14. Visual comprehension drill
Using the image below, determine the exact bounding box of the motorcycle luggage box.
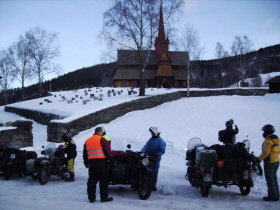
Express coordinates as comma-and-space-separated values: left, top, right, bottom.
195, 147, 205, 162
200, 150, 216, 167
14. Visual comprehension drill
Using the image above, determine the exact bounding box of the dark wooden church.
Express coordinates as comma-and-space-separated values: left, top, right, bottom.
114, 7, 189, 88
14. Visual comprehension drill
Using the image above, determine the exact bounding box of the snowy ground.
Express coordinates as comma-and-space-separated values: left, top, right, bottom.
0, 87, 279, 210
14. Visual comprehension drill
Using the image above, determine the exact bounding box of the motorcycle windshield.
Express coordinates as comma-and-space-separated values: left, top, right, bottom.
44, 143, 57, 155
187, 137, 202, 150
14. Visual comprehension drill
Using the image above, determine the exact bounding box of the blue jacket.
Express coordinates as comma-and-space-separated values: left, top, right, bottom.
141, 136, 166, 168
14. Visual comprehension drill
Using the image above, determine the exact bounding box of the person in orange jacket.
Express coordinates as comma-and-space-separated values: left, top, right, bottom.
83, 127, 115, 203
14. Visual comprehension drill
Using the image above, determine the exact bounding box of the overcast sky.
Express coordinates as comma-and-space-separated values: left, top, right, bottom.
0, 0, 279, 80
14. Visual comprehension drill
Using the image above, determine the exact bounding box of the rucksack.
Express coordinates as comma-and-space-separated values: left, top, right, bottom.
218, 130, 226, 143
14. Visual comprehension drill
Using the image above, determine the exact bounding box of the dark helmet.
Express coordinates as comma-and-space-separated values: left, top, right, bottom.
225, 119, 234, 128
149, 126, 161, 137
262, 124, 275, 135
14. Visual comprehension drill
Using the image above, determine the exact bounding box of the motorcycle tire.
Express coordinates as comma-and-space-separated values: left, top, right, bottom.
4, 165, 12, 181
137, 174, 152, 200
38, 165, 50, 185
200, 183, 210, 197
239, 180, 251, 195
186, 167, 197, 187
30, 172, 38, 179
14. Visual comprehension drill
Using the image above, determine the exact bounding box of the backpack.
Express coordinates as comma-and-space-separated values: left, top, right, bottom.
218, 130, 226, 143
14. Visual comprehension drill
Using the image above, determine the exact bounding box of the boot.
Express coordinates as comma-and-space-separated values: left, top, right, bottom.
66, 172, 75, 182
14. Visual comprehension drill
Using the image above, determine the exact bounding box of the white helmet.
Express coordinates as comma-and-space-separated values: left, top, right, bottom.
149, 126, 161, 136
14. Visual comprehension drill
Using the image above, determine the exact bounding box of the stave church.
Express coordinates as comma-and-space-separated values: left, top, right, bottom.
114, 7, 189, 88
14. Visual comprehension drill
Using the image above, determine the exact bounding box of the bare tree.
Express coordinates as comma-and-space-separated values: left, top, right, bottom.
101, 0, 184, 96
176, 24, 204, 61
230, 35, 253, 86
0, 49, 15, 104
26, 27, 61, 96
215, 42, 229, 88
8, 35, 34, 100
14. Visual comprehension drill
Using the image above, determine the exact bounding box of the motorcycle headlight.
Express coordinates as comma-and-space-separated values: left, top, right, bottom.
45, 154, 50, 159
142, 157, 149, 166
10, 154, 16, 159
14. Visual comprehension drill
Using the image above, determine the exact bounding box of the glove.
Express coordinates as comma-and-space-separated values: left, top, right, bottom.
252, 158, 261, 169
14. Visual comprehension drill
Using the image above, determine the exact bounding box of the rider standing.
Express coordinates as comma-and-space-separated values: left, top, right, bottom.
83, 127, 115, 203
141, 126, 166, 191
254, 124, 280, 201
102, 127, 111, 145
62, 134, 77, 182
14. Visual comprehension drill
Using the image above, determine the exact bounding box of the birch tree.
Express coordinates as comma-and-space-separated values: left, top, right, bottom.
101, 0, 184, 96
26, 27, 61, 96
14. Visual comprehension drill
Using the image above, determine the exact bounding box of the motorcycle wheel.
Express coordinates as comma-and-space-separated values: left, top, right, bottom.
30, 172, 38, 179
239, 180, 251, 195
137, 174, 152, 200
187, 167, 197, 187
200, 183, 210, 197
4, 165, 12, 181
38, 165, 49, 185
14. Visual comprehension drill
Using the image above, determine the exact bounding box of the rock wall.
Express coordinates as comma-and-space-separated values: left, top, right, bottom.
0, 120, 33, 147
4, 88, 268, 143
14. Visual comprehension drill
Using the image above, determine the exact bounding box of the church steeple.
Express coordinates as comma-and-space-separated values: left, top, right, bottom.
154, 5, 169, 57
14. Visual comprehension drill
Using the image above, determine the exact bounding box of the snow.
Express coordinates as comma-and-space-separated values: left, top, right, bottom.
0, 87, 280, 210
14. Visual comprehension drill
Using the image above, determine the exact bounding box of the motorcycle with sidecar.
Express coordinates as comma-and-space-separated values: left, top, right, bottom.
1, 142, 37, 180
185, 137, 260, 197
26, 143, 68, 185
109, 144, 156, 200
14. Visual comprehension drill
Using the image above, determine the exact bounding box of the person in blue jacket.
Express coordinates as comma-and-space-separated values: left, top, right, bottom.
141, 126, 166, 191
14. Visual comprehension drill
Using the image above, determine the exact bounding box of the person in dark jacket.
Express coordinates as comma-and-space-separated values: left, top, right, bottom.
62, 134, 77, 182
83, 127, 115, 203
218, 119, 239, 145
141, 126, 166, 191
254, 124, 280, 201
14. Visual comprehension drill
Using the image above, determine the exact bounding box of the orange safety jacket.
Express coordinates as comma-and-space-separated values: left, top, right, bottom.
86, 135, 106, 159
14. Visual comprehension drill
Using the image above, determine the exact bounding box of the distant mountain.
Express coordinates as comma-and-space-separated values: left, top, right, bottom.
1, 44, 279, 105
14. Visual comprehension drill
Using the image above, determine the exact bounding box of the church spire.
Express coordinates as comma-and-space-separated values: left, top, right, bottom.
155, 5, 169, 57
158, 4, 165, 41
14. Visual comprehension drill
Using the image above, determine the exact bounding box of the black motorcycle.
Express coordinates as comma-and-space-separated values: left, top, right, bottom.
185, 137, 257, 197
109, 144, 156, 200
26, 143, 68, 185
1, 144, 37, 180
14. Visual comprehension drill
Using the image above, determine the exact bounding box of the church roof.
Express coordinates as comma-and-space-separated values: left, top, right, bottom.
117, 50, 189, 66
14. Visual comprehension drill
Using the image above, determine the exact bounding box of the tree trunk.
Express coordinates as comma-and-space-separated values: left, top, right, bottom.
139, 68, 146, 96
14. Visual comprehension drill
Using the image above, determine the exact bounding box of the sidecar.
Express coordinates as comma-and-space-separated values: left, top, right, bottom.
2, 144, 37, 180
26, 143, 68, 185
109, 145, 155, 200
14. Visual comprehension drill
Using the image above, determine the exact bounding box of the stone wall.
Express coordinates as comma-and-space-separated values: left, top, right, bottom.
4, 88, 268, 143
4, 106, 62, 125
0, 120, 33, 147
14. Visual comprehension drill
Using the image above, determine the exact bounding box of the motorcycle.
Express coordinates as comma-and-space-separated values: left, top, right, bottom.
1, 143, 37, 180
109, 144, 156, 200
26, 143, 68, 185
185, 137, 257, 197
